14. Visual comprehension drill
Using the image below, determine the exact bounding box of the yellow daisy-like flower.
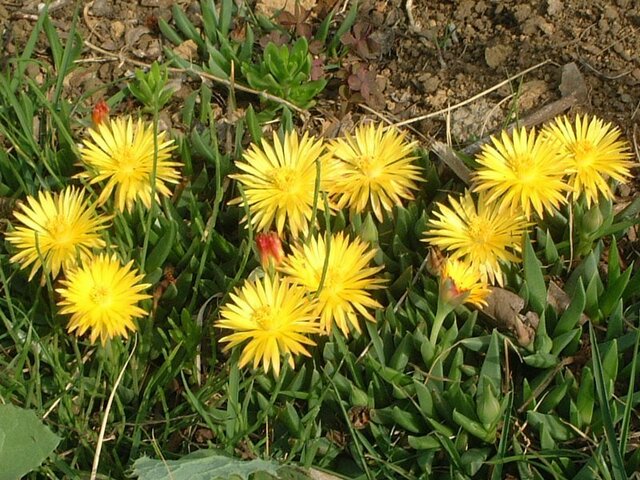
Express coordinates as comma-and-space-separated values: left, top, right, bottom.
231, 130, 332, 238
473, 127, 571, 219
56, 254, 151, 344
5, 187, 109, 280
328, 123, 422, 222
279, 233, 384, 336
439, 258, 490, 308
79, 116, 180, 212
542, 114, 633, 207
424, 190, 529, 286
216, 275, 320, 376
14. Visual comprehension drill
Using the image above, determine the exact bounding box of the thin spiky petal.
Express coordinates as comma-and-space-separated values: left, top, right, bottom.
328, 124, 423, 222
473, 127, 571, 219
542, 114, 633, 207
231, 131, 335, 238
5, 187, 109, 280
56, 254, 151, 344
440, 258, 490, 308
279, 232, 385, 336
217, 275, 320, 377
425, 190, 529, 286
79, 116, 180, 212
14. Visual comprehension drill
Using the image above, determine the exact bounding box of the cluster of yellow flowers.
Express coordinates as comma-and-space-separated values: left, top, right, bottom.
4, 109, 632, 373
425, 114, 633, 288
5, 112, 180, 344
219, 124, 427, 375
217, 232, 385, 375
221, 115, 633, 375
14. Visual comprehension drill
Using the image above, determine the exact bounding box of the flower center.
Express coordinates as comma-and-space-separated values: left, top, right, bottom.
252, 305, 275, 330
354, 155, 379, 178
468, 218, 492, 245
513, 155, 537, 184
270, 167, 298, 192
90, 286, 111, 307
116, 146, 139, 174
47, 215, 73, 246
570, 140, 595, 167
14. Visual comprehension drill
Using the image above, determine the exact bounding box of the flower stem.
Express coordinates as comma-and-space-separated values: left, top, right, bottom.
429, 296, 455, 345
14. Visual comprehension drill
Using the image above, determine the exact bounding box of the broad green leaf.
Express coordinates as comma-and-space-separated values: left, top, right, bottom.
453, 410, 494, 443
551, 329, 580, 357
0, 404, 60, 480
608, 236, 621, 283
408, 434, 440, 450
543, 228, 559, 264
538, 378, 570, 413
200, 0, 219, 43
601, 340, 619, 399
132, 450, 280, 480
461, 448, 491, 477
145, 221, 177, 273
565, 249, 600, 297
584, 273, 602, 320
523, 352, 557, 369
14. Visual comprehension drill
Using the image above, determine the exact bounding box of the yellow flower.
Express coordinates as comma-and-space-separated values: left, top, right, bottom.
5, 187, 109, 280
473, 127, 571, 219
217, 275, 320, 376
542, 114, 633, 207
328, 123, 422, 222
439, 258, 490, 308
279, 233, 384, 336
79, 116, 179, 212
57, 254, 151, 344
231, 130, 332, 238
425, 190, 529, 286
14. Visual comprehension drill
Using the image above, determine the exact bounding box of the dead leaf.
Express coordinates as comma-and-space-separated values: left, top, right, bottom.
173, 39, 198, 61
255, 0, 317, 17
480, 287, 537, 346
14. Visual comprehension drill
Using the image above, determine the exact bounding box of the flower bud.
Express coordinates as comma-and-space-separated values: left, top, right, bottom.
439, 275, 469, 308
477, 383, 502, 427
438, 258, 490, 309
92, 99, 110, 127
580, 203, 604, 235
256, 232, 284, 268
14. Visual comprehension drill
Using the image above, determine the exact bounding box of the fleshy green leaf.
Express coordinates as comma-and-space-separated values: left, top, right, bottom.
523, 231, 546, 314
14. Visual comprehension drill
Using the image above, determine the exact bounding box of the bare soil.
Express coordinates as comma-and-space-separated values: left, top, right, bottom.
2, 0, 638, 140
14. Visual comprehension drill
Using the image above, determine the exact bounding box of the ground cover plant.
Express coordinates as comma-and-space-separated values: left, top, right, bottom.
0, 1, 639, 479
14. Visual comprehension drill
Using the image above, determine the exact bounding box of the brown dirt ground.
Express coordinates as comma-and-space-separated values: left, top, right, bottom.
0, 0, 638, 192
2, 0, 638, 135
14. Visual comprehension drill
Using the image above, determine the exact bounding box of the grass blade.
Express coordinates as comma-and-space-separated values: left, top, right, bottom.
588, 322, 627, 480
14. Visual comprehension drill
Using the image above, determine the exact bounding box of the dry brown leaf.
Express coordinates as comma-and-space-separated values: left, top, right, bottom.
255, 0, 317, 17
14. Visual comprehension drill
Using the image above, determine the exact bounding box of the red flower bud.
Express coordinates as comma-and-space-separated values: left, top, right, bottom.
256, 232, 284, 268
92, 99, 110, 127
